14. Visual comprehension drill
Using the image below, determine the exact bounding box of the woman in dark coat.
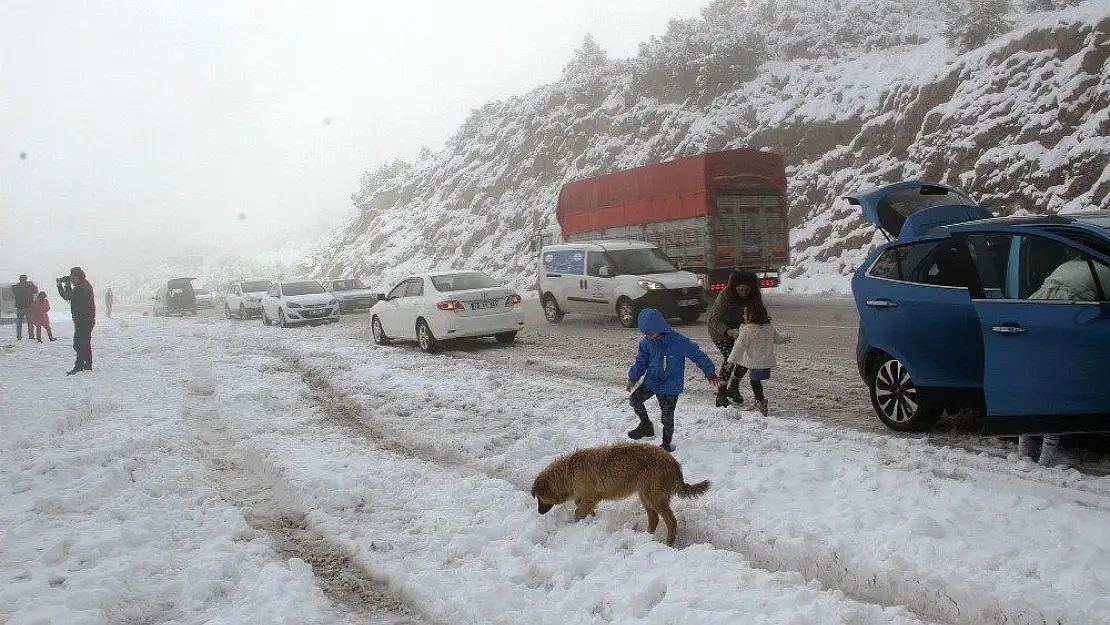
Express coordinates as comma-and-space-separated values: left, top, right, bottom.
704, 270, 762, 407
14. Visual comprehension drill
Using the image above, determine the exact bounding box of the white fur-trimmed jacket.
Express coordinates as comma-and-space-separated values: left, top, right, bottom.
726, 323, 789, 370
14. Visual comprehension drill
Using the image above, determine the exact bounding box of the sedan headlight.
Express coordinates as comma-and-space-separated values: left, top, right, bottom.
637, 279, 666, 291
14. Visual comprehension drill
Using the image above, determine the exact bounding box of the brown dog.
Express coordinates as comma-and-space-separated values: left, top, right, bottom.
530, 442, 710, 545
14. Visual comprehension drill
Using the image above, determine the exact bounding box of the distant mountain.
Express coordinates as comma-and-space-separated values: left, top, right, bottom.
299, 0, 1109, 295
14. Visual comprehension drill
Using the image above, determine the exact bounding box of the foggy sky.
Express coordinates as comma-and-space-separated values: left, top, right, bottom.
1, 0, 707, 288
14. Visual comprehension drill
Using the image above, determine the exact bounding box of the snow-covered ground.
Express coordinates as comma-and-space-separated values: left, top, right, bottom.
4, 314, 1110, 625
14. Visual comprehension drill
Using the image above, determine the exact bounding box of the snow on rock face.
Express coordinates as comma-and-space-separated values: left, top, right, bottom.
301, 1, 1110, 295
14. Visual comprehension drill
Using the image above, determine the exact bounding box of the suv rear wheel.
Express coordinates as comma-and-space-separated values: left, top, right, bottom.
868, 355, 943, 432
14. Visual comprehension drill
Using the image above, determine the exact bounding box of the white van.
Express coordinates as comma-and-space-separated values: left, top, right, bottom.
537, 240, 705, 327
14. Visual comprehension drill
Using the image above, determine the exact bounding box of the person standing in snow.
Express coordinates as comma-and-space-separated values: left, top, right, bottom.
726, 301, 790, 416
30, 291, 55, 343
104, 288, 114, 318
56, 266, 96, 375
10, 274, 38, 340
705, 270, 763, 407
626, 308, 719, 452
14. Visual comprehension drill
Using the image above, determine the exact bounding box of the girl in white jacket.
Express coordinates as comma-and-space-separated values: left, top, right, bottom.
726, 302, 789, 415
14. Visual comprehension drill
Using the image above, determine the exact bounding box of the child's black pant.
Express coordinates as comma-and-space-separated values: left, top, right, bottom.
630, 385, 678, 442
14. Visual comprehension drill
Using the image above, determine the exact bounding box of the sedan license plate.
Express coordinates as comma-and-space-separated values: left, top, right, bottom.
678, 298, 699, 307
471, 299, 501, 310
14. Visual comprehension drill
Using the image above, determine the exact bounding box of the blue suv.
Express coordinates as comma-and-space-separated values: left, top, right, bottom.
850, 181, 1110, 436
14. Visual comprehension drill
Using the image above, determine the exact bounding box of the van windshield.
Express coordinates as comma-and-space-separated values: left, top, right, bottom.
608, 248, 678, 275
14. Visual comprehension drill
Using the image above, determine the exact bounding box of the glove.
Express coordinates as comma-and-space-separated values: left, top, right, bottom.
707, 374, 720, 386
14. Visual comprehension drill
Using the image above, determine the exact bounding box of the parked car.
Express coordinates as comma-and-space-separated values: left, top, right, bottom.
225, 278, 272, 319
537, 240, 704, 328
849, 180, 1110, 436
371, 270, 525, 352
261, 280, 339, 327
152, 277, 198, 316
323, 278, 379, 312
194, 288, 216, 309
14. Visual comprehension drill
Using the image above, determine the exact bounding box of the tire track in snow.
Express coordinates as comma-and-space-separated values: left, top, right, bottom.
184, 348, 431, 625
252, 340, 971, 625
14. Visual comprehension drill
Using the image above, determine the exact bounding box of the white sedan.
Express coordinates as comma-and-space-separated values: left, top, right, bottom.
371, 270, 525, 352
261, 280, 340, 327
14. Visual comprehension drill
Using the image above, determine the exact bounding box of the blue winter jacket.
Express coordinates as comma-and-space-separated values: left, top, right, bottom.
628, 308, 716, 396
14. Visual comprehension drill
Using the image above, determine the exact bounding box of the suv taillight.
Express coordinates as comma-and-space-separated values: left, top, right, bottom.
436, 300, 466, 311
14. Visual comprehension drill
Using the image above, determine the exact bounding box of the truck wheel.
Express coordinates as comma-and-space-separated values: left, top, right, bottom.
542, 294, 564, 323
616, 298, 638, 328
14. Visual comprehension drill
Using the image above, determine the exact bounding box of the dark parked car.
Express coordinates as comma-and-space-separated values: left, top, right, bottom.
850, 181, 1110, 436
152, 277, 198, 317
322, 278, 379, 312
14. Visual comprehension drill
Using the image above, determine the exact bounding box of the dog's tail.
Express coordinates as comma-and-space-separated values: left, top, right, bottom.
676, 479, 710, 498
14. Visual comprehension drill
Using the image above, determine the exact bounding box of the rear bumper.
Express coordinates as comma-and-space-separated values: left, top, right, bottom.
338, 298, 377, 312
432, 309, 525, 339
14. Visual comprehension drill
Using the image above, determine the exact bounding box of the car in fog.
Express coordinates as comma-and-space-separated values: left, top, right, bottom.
371, 270, 525, 352
152, 277, 198, 317
261, 279, 339, 327
850, 181, 1110, 436
323, 278, 379, 312
194, 288, 216, 309
225, 278, 272, 319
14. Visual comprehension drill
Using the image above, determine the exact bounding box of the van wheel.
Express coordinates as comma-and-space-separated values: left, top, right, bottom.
616, 298, 638, 328
868, 355, 942, 432
416, 319, 437, 353
542, 294, 564, 323
371, 316, 390, 345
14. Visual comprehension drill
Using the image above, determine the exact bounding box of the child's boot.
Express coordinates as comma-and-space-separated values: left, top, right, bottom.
627, 419, 655, 440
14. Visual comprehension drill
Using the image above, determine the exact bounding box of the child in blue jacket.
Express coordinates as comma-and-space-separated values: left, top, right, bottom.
626, 308, 719, 452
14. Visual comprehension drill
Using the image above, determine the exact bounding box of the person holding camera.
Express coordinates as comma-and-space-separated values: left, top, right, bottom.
56, 266, 96, 375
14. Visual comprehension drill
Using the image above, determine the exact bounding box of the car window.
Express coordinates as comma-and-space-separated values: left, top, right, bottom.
405, 278, 425, 297
867, 240, 967, 287
430, 272, 499, 291
586, 251, 609, 277
965, 233, 1110, 301
387, 281, 408, 299
541, 249, 585, 275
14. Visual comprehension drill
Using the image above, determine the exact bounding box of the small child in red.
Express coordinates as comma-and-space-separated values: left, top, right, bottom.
31, 291, 55, 343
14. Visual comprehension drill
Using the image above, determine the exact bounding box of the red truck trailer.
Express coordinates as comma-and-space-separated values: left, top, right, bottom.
551, 148, 790, 294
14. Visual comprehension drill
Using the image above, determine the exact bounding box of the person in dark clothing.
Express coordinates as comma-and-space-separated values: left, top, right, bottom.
704, 270, 763, 407
104, 288, 114, 318
10, 274, 38, 340
56, 266, 96, 375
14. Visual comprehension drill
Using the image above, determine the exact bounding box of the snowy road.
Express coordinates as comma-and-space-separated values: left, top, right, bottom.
4, 312, 1110, 624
